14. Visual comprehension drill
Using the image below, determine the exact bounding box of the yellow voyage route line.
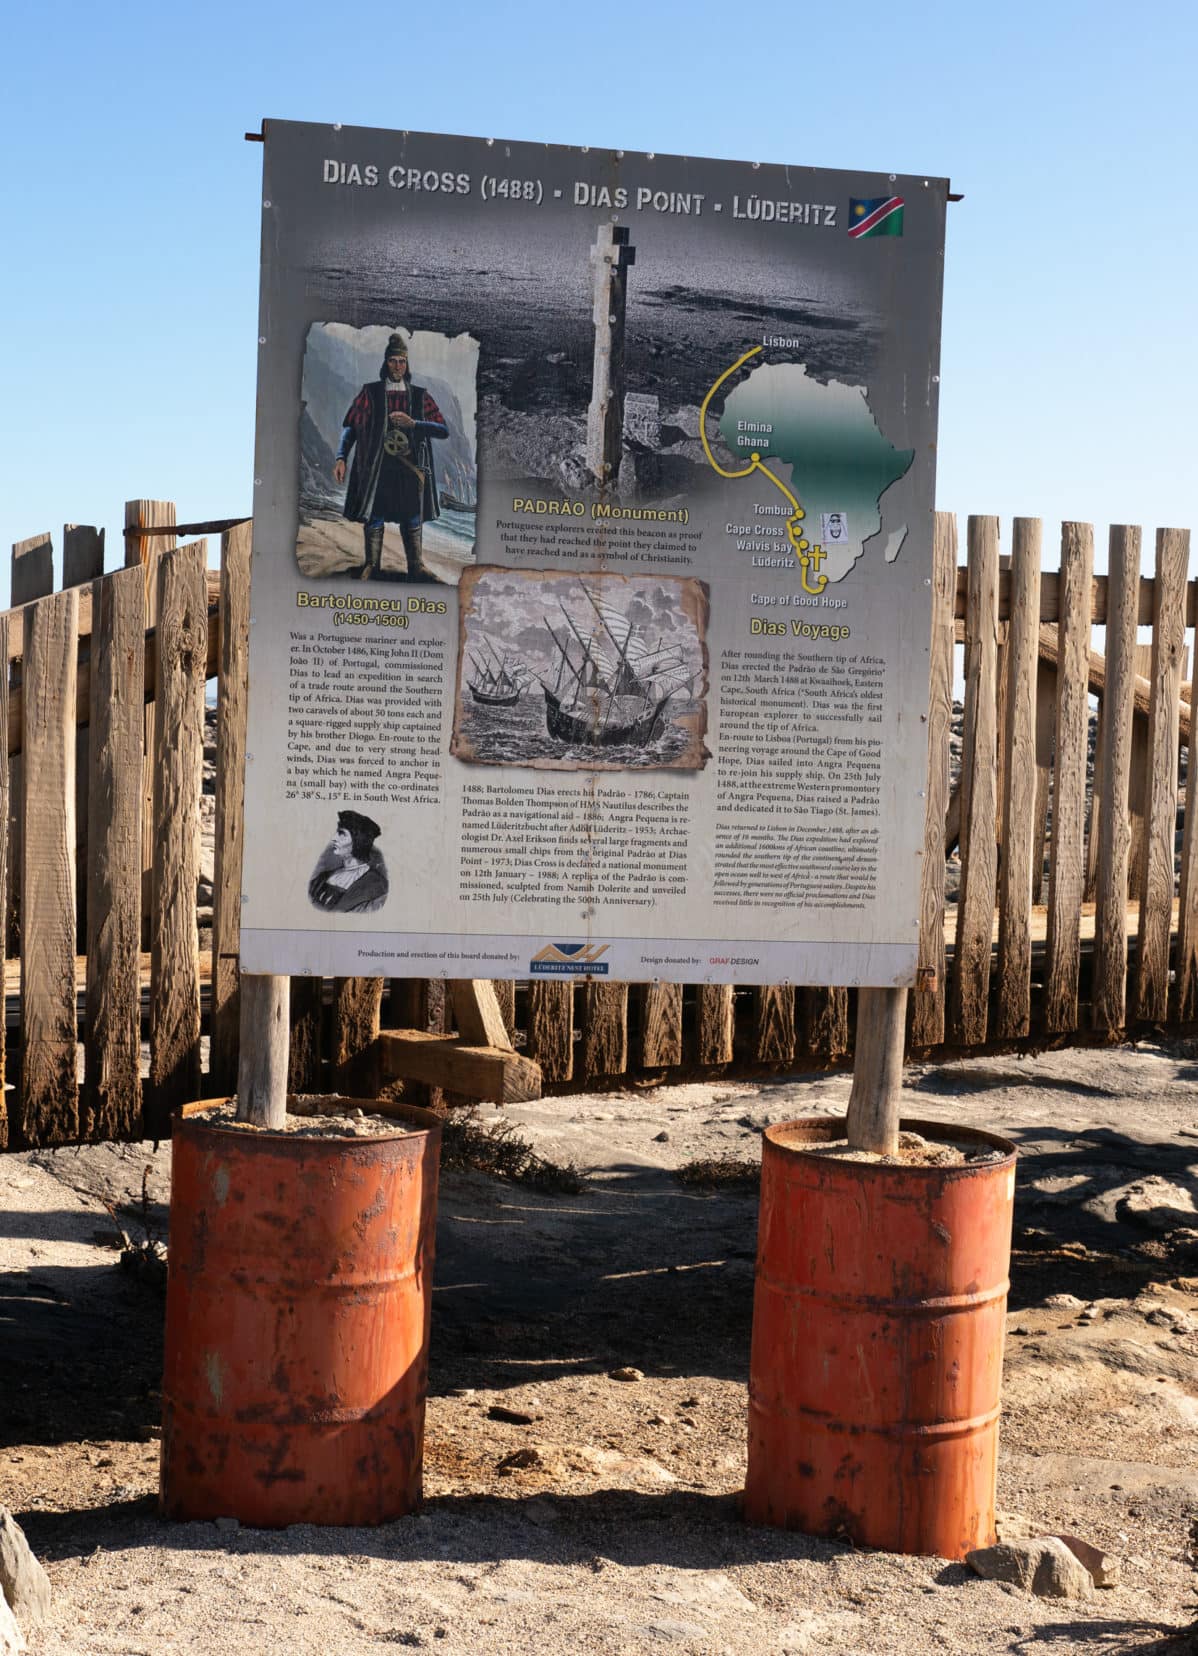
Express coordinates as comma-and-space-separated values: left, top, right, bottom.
699, 345, 828, 594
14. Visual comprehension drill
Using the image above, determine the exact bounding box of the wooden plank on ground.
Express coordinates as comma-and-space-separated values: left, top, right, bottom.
799, 986, 849, 1059
581, 980, 628, 1079
1091, 525, 1142, 1034
526, 980, 573, 1082
82, 569, 145, 1141
695, 983, 734, 1065
1135, 527, 1189, 1021
147, 543, 206, 1134
208, 522, 251, 1092
19, 589, 79, 1147
1043, 524, 1094, 1034
126, 500, 176, 951
450, 980, 515, 1050
949, 516, 1001, 1046
752, 985, 795, 1063
379, 1031, 541, 1103
287, 976, 325, 1091
637, 982, 683, 1068
996, 519, 1041, 1038
331, 977, 383, 1095
912, 512, 956, 1047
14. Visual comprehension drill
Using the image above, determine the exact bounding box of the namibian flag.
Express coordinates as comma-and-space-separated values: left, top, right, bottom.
848, 196, 904, 238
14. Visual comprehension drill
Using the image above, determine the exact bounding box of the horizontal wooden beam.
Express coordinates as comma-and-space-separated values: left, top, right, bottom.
379, 1029, 542, 1103
956, 566, 1198, 628
4, 569, 220, 663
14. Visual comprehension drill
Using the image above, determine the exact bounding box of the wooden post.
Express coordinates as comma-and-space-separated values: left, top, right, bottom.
996, 518, 1041, 1039
846, 987, 907, 1155
125, 499, 176, 949
911, 511, 956, 1048
1091, 525, 1141, 1034
586, 225, 635, 482
209, 522, 252, 1092
236, 974, 289, 1127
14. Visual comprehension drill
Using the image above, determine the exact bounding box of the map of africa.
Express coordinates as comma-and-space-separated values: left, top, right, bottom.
719, 363, 914, 584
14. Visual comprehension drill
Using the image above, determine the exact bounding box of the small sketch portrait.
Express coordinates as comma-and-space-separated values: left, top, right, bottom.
296, 321, 480, 586
308, 810, 389, 915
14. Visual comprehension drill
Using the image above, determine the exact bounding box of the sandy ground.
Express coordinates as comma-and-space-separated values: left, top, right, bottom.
2, 1039, 1197, 1654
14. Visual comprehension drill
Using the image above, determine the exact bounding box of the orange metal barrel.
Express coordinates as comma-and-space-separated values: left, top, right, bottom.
744, 1116, 1016, 1558
160, 1100, 441, 1528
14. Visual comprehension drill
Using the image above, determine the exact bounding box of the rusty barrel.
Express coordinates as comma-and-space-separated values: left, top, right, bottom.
744, 1116, 1016, 1558
160, 1100, 441, 1528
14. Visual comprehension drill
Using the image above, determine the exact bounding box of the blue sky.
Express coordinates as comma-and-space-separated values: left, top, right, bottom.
2, 0, 1194, 599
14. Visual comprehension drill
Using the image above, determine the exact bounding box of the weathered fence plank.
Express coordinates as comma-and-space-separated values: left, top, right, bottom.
287, 976, 325, 1091
1091, 526, 1142, 1034
996, 519, 1042, 1038
1030, 658, 1056, 904
209, 521, 251, 1092
9, 535, 54, 962
637, 982, 683, 1068
126, 499, 176, 951
949, 516, 1001, 1045
799, 986, 849, 1060
19, 589, 79, 1147
66, 528, 105, 945
527, 980, 574, 1082
1043, 524, 1095, 1033
752, 985, 795, 1063
82, 568, 144, 1141
695, 983, 734, 1065
492, 980, 516, 1039
1135, 527, 1189, 1020
0, 614, 8, 1146
147, 543, 206, 1134
912, 512, 956, 1048
12, 534, 54, 607
331, 977, 383, 1094
582, 981, 628, 1079
63, 525, 105, 590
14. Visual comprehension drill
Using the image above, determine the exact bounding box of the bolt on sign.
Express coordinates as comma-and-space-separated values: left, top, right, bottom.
242, 120, 947, 986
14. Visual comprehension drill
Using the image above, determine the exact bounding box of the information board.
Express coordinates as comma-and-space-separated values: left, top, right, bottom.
242, 120, 947, 985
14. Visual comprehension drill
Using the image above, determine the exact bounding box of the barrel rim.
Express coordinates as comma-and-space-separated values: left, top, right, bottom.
175, 1096, 443, 1149
761, 1113, 1016, 1174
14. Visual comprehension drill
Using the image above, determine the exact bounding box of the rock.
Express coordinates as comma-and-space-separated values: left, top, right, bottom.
967, 1538, 1094, 1599
608, 1367, 644, 1383
624, 392, 661, 449
636, 1618, 710, 1643
487, 1404, 536, 1426
653, 1130, 671, 1143
0, 1593, 24, 1656
1044, 1294, 1086, 1310
1054, 1533, 1122, 1588
0, 1510, 50, 1630
1120, 1177, 1198, 1231
496, 1447, 543, 1475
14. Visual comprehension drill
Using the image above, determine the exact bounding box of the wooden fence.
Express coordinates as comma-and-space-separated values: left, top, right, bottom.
1, 505, 1194, 1150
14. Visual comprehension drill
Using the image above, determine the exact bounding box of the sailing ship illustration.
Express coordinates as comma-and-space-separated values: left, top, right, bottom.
540, 587, 692, 749
467, 636, 525, 706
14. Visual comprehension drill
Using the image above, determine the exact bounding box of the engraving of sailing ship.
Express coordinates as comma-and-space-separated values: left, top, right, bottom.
467, 635, 526, 707
540, 587, 694, 749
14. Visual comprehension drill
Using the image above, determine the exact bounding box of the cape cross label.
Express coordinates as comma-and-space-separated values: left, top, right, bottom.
239, 120, 947, 986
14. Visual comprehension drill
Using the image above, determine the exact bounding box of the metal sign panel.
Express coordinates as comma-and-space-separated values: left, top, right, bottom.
242, 119, 947, 985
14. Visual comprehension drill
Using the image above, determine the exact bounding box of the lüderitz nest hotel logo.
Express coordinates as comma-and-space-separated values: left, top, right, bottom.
530, 943, 611, 976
